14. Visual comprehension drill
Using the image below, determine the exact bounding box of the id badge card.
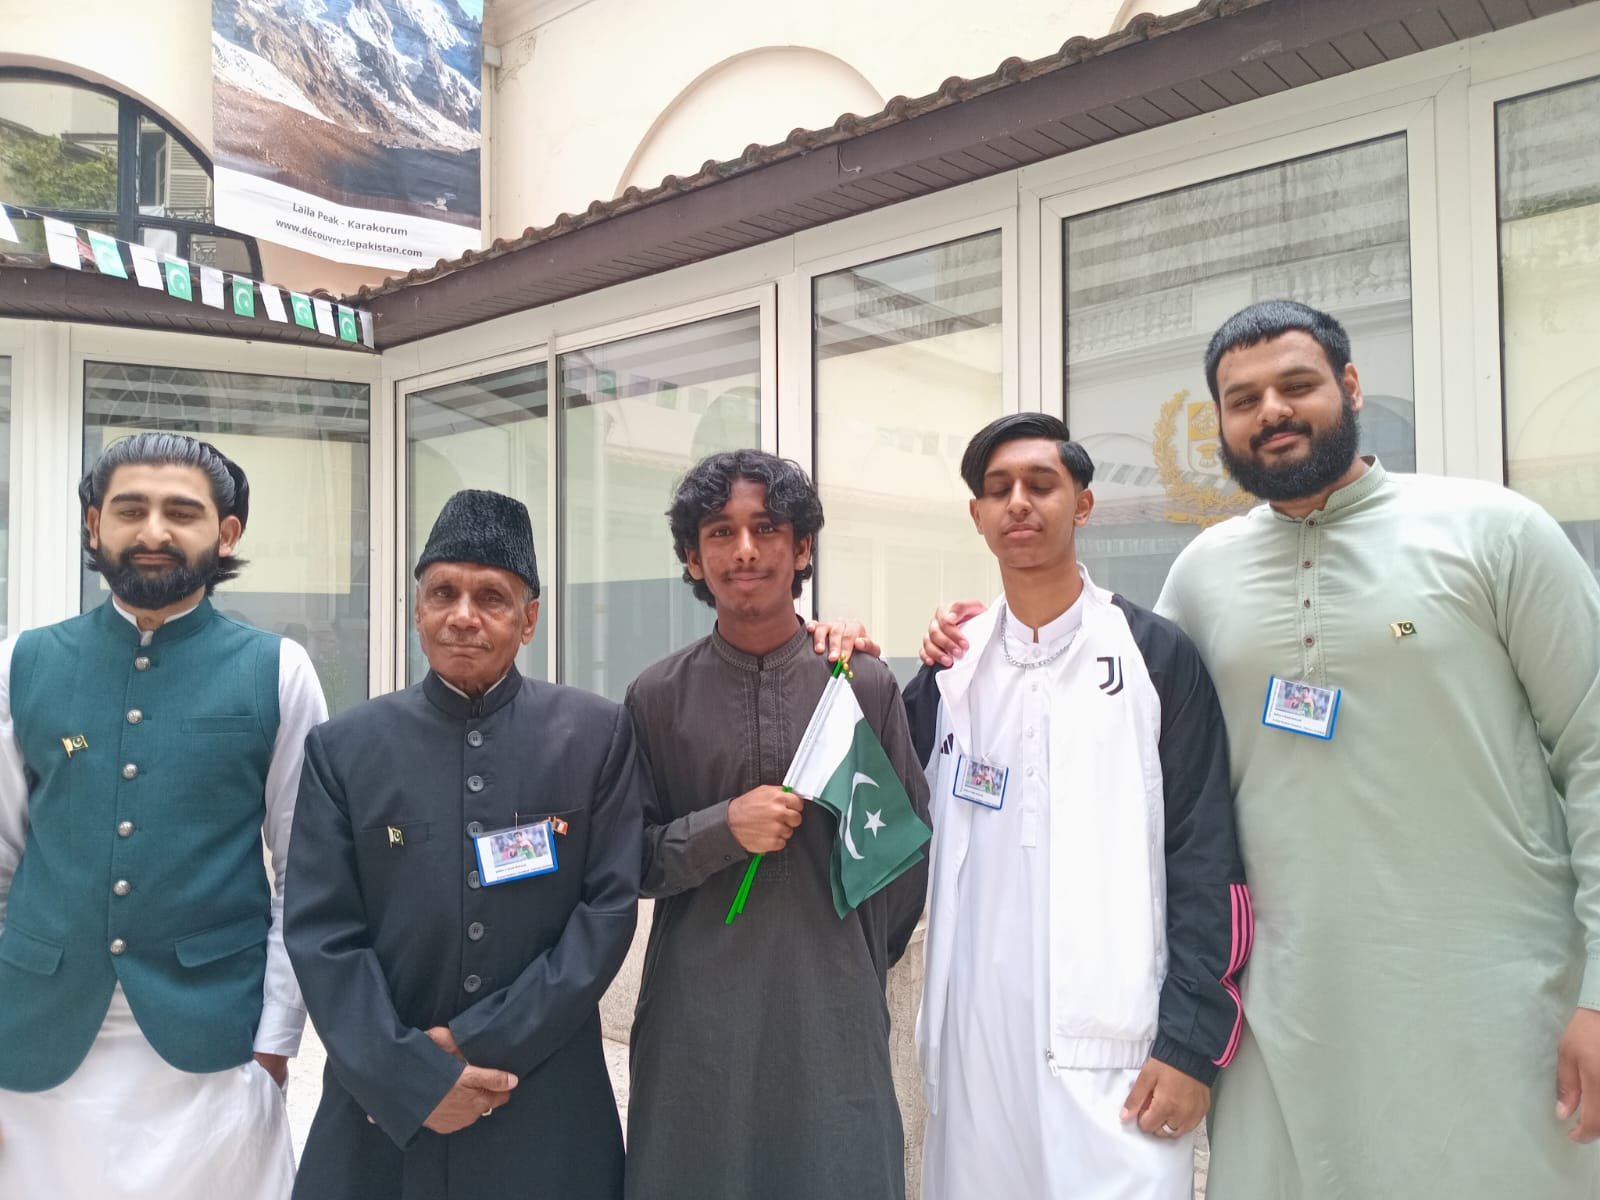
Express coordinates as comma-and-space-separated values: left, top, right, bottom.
473, 819, 559, 886
952, 754, 1008, 810
1261, 676, 1341, 740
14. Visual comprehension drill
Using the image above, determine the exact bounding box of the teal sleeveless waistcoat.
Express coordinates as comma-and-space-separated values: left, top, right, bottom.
0, 598, 282, 1091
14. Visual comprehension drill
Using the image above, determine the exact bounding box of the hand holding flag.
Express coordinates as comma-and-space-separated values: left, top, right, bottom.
728, 785, 804, 853
726, 661, 930, 923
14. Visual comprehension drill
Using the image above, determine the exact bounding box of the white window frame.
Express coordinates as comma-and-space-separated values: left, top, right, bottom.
0, 320, 31, 632
391, 344, 552, 692
790, 200, 1019, 618
57, 323, 381, 694
549, 285, 776, 685
371, 0, 1600, 673
1034, 99, 1445, 478
393, 278, 780, 691
1464, 47, 1600, 486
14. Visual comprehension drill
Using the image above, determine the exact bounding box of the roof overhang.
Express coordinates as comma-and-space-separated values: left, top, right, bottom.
364, 0, 1595, 348
0, 265, 367, 350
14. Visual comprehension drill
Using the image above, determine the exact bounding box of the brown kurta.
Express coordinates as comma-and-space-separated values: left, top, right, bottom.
623, 623, 930, 1200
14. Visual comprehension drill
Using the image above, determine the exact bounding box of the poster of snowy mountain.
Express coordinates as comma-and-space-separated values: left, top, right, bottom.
211, 0, 482, 272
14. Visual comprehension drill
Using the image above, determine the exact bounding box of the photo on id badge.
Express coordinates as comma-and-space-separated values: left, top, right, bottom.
473, 818, 558, 885
1261, 676, 1340, 740
953, 754, 1007, 809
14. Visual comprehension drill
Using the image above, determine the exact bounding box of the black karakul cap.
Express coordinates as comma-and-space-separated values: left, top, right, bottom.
414, 489, 540, 596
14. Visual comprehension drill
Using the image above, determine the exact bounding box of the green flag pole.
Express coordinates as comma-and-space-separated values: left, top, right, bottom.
725, 657, 850, 924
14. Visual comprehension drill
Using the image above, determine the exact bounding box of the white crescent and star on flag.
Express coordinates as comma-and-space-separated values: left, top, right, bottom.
840, 772, 888, 861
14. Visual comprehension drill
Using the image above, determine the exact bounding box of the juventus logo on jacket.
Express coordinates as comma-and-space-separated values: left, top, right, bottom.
1097, 656, 1124, 695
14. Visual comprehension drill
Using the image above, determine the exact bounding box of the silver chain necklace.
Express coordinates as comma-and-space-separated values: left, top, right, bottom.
998, 608, 1077, 670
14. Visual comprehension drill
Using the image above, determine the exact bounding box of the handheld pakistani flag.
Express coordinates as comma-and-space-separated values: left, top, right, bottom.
785, 669, 930, 918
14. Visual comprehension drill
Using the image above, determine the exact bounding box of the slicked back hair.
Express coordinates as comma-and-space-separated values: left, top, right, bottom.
79, 432, 251, 587
959, 412, 1095, 496
668, 449, 823, 608
1204, 300, 1353, 403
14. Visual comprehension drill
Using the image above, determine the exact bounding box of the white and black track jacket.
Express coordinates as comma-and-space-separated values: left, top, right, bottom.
904, 575, 1251, 1099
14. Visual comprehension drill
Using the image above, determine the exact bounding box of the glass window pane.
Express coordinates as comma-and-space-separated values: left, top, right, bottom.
407, 362, 550, 683
0, 357, 9, 636
187, 233, 254, 273
139, 226, 179, 258
559, 310, 761, 700
814, 231, 1004, 682
1064, 136, 1414, 605
5, 217, 113, 258
1497, 76, 1600, 581
137, 116, 213, 223
0, 80, 118, 212
81, 363, 370, 715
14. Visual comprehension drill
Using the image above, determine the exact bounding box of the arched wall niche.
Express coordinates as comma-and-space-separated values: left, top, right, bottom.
616, 47, 884, 198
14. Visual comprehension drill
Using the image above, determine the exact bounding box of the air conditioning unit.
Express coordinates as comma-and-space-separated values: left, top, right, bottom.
165, 141, 211, 223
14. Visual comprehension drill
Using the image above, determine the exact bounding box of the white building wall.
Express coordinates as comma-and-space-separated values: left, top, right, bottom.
485, 0, 1193, 237
2, 0, 1192, 291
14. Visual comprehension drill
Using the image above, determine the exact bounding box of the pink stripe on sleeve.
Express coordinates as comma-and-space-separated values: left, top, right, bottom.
1213, 883, 1253, 1067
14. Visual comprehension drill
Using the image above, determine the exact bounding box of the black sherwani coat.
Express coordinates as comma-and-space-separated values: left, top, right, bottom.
285, 668, 645, 1200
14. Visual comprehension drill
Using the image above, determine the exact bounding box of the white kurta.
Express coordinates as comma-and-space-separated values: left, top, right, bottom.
923, 596, 1193, 1200
0, 602, 327, 1200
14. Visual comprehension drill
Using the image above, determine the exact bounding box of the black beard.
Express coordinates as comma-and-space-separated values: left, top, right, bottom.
1217, 392, 1362, 502
90, 543, 223, 609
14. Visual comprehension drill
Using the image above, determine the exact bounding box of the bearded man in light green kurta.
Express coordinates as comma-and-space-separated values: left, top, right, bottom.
1153, 300, 1600, 1197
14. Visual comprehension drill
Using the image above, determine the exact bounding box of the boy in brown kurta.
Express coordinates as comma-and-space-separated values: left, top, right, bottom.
623, 450, 930, 1200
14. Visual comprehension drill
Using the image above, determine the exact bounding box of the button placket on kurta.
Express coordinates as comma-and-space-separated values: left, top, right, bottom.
461, 716, 492, 994
109, 637, 156, 961
1296, 514, 1325, 685
1019, 670, 1049, 850
745, 644, 798, 882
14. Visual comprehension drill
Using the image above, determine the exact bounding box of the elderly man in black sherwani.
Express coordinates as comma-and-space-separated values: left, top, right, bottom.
285, 489, 645, 1200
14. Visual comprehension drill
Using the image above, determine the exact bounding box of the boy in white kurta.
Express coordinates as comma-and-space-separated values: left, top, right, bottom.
903, 414, 1250, 1200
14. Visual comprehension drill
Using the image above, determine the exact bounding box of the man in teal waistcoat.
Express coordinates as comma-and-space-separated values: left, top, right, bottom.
0, 433, 327, 1200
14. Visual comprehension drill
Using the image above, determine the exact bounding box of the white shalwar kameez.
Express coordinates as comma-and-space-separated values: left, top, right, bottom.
922, 596, 1194, 1200
0, 606, 324, 1200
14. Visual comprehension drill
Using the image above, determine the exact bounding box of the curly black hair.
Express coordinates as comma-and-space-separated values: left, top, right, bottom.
668, 449, 823, 609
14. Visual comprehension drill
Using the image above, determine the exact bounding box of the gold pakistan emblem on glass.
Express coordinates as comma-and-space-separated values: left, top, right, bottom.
1152, 389, 1253, 527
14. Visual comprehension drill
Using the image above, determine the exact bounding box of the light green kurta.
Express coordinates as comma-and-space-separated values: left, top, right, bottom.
1156, 460, 1600, 1199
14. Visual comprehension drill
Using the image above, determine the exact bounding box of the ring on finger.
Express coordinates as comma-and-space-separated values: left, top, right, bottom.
1160, 1122, 1179, 1137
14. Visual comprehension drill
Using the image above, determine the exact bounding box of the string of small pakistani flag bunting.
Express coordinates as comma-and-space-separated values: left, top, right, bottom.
0, 200, 375, 350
